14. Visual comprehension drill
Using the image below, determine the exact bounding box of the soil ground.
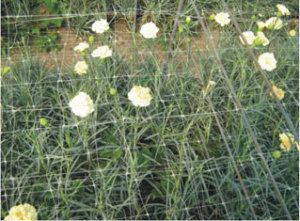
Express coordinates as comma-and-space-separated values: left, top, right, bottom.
1, 19, 220, 70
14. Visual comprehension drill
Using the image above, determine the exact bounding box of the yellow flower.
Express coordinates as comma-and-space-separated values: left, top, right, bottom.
4, 204, 37, 221
288, 30, 296, 37
279, 133, 295, 152
270, 85, 285, 101
255, 31, 269, 46
203, 80, 216, 96
276, 4, 290, 16
265, 17, 283, 30
256, 21, 266, 31
296, 142, 300, 152
128, 85, 152, 107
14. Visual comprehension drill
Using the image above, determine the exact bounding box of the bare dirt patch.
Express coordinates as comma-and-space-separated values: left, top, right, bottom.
2, 19, 220, 71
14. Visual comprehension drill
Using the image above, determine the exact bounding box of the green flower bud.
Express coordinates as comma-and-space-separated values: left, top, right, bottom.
88, 35, 95, 44
272, 150, 282, 159
39, 118, 49, 127
209, 14, 215, 21
178, 26, 184, 33
254, 38, 263, 46
185, 16, 192, 25
2, 66, 11, 75
80, 51, 86, 57
110, 88, 117, 96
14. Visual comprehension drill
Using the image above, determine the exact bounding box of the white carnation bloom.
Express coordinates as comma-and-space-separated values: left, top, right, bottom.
256, 31, 269, 46
265, 17, 283, 30
69, 92, 94, 118
91, 19, 109, 34
91, 46, 112, 59
214, 12, 231, 26
73, 42, 89, 52
74, 61, 88, 75
128, 85, 153, 107
276, 4, 290, 16
258, 52, 277, 71
239, 31, 256, 45
140, 22, 159, 39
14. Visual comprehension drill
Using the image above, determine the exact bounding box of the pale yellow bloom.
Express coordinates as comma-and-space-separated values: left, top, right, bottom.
288, 30, 296, 37
203, 80, 216, 96
258, 52, 277, 71
91, 46, 112, 59
128, 86, 152, 107
270, 85, 285, 101
140, 22, 159, 39
214, 12, 231, 26
73, 42, 89, 52
296, 142, 300, 152
276, 4, 290, 16
69, 92, 94, 118
295, 142, 300, 152
91, 19, 109, 34
265, 17, 283, 30
257, 21, 266, 31
279, 133, 295, 152
74, 61, 88, 75
239, 31, 256, 45
255, 31, 269, 46
4, 204, 37, 221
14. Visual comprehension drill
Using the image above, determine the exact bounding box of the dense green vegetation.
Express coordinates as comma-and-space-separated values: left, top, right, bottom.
1, 0, 299, 219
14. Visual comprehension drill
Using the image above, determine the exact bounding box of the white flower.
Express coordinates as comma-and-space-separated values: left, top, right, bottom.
73, 42, 89, 52
276, 4, 290, 16
214, 12, 231, 26
255, 31, 269, 46
239, 31, 256, 45
265, 17, 283, 30
140, 22, 159, 39
69, 92, 94, 118
258, 52, 277, 71
91, 19, 109, 34
74, 61, 88, 75
91, 46, 112, 59
256, 21, 266, 31
128, 85, 153, 107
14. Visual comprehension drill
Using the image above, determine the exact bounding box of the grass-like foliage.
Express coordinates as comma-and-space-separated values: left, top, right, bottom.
1, 0, 299, 220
